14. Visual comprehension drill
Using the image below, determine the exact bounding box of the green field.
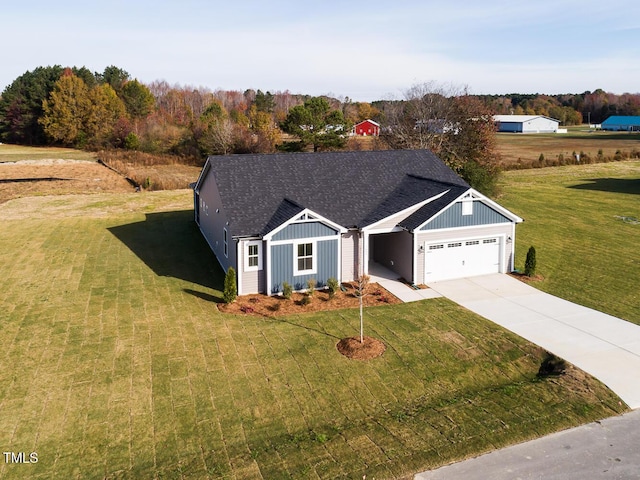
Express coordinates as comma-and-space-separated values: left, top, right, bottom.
500, 160, 640, 325
1, 156, 635, 478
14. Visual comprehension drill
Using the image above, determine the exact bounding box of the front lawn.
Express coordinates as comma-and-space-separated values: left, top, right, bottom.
0, 190, 626, 479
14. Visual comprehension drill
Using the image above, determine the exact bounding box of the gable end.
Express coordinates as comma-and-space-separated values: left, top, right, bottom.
272, 221, 340, 241
421, 200, 512, 230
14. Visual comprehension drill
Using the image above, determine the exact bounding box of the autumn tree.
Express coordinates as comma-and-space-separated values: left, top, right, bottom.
197, 101, 235, 155
280, 96, 349, 151
381, 82, 500, 195
40, 71, 91, 146
86, 83, 127, 147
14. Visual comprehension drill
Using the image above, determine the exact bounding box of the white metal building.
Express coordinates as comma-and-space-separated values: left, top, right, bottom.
494, 115, 560, 133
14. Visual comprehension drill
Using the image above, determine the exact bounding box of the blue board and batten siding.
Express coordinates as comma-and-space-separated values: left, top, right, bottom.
272, 222, 339, 241
270, 240, 338, 293
421, 201, 511, 230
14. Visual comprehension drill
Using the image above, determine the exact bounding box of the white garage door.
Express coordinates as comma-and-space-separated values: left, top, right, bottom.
424, 237, 501, 283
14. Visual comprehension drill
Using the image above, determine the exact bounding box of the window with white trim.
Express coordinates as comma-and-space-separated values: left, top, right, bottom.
294, 241, 316, 275
244, 241, 262, 271
223, 228, 228, 257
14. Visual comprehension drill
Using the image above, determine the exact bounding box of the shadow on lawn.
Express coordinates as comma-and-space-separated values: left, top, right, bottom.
108, 210, 224, 293
569, 178, 640, 195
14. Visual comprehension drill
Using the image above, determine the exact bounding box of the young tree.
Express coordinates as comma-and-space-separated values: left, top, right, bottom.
280, 96, 349, 151
354, 274, 370, 343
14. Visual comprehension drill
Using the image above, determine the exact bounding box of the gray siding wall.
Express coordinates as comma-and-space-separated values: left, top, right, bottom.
341, 231, 359, 282
197, 172, 236, 273
421, 201, 511, 230
270, 239, 338, 293
416, 224, 513, 283
272, 222, 338, 241
371, 231, 413, 281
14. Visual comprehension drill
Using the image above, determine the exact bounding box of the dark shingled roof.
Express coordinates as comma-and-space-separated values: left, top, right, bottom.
203, 149, 470, 237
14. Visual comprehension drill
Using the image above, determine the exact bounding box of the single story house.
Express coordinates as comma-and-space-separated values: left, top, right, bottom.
352, 119, 380, 136
601, 116, 640, 132
193, 150, 523, 295
494, 115, 560, 133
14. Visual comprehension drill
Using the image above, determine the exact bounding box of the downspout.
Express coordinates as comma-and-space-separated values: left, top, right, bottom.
236, 239, 242, 296
265, 238, 271, 296
412, 229, 418, 285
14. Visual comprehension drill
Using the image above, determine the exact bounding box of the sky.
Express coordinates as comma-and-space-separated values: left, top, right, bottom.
3, 0, 640, 102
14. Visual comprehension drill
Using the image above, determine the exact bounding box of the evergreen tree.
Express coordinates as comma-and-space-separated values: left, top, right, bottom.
280, 97, 349, 152
524, 246, 537, 277
0, 65, 64, 144
121, 79, 155, 118
223, 267, 237, 304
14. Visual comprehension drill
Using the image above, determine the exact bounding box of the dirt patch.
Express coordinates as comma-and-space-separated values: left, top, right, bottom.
218, 283, 401, 317
0, 159, 134, 204
510, 272, 545, 283
336, 336, 386, 360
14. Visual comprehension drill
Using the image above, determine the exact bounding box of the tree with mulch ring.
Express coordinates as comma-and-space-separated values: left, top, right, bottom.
336, 336, 386, 360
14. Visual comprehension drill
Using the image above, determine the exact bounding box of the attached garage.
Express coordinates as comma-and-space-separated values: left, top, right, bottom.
424, 236, 502, 282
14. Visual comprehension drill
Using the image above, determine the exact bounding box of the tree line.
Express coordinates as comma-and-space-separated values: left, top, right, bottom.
0, 65, 380, 157
2, 64, 638, 196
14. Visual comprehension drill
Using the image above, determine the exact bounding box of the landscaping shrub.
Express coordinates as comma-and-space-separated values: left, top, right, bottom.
524, 246, 537, 277
307, 278, 316, 296
282, 281, 292, 300
327, 277, 339, 299
300, 294, 312, 306
538, 352, 568, 377
223, 267, 237, 303
270, 301, 281, 312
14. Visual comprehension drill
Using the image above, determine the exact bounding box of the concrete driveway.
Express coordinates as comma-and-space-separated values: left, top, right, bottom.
427, 274, 640, 410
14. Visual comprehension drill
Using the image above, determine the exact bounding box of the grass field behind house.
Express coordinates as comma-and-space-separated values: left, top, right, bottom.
0, 181, 631, 479
500, 160, 640, 324
495, 128, 640, 169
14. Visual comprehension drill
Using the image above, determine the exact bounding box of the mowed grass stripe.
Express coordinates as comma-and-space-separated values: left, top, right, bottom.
0, 188, 630, 479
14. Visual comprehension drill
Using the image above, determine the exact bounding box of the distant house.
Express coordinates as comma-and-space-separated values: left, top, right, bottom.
193, 150, 523, 296
601, 116, 640, 132
352, 119, 380, 136
494, 115, 560, 133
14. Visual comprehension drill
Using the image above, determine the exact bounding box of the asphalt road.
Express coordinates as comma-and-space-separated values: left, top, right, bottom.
415, 410, 640, 480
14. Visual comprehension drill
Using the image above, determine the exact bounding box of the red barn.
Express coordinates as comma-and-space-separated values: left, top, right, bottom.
353, 119, 380, 136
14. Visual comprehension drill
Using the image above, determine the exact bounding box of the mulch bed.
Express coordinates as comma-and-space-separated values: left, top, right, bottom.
510, 272, 545, 283
336, 336, 386, 360
218, 282, 401, 317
